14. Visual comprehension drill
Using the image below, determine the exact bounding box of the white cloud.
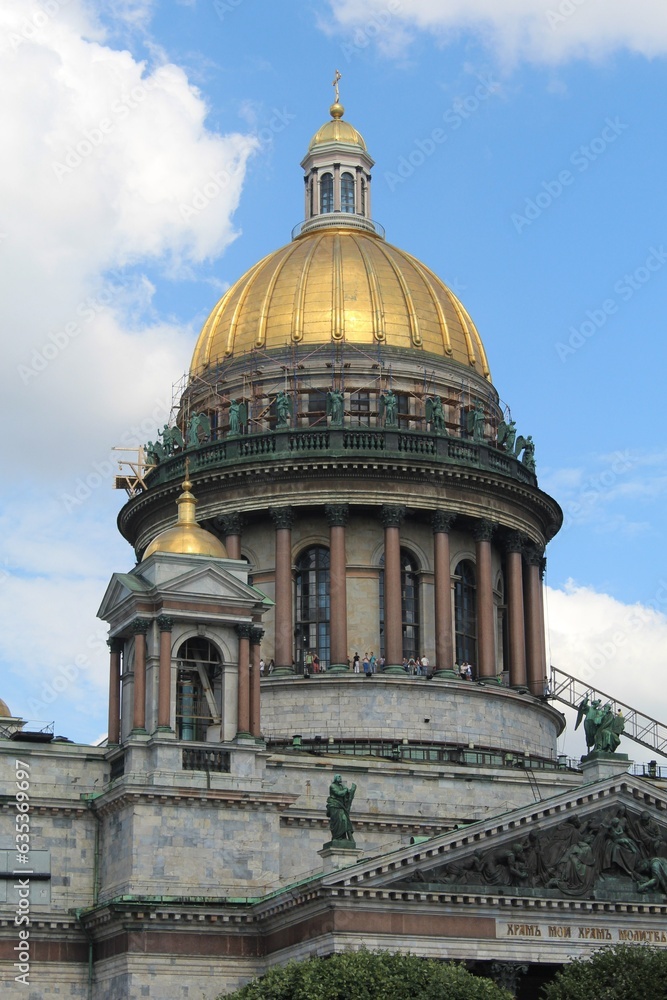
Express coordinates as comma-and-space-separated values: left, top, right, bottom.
0, 0, 257, 482
327, 0, 667, 65
0, 0, 258, 739
546, 581, 667, 762
540, 449, 667, 535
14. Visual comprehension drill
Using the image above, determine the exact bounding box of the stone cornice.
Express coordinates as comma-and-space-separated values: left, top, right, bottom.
120, 461, 562, 554
91, 785, 299, 818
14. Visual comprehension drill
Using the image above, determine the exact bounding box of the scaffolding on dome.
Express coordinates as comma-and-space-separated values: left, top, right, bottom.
174, 340, 503, 437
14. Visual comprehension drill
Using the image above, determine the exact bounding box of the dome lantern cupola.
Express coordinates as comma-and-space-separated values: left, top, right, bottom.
299, 72, 375, 235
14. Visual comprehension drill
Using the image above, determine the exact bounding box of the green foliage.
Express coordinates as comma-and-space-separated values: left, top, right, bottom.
220, 948, 513, 1000
541, 943, 667, 1000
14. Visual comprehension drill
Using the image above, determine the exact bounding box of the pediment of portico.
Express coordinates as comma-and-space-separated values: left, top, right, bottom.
325, 774, 667, 907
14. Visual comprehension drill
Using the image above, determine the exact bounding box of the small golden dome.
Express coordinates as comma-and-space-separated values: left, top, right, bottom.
190, 227, 490, 379
143, 477, 227, 561
0, 698, 12, 718
308, 111, 367, 152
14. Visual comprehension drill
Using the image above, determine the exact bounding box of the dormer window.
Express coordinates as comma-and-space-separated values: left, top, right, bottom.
320, 173, 333, 214
341, 172, 355, 213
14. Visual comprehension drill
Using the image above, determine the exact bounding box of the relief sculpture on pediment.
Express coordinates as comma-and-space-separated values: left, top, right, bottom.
406, 806, 667, 901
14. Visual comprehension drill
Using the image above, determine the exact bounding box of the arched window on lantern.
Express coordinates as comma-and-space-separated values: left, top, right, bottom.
175, 637, 222, 741
320, 173, 333, 214
341, 171, 355, 213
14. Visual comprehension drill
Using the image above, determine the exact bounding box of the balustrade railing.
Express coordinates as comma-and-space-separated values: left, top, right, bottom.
144, 426, 536, 489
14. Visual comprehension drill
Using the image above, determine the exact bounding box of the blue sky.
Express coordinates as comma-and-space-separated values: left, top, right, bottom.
1, 0, 665, 759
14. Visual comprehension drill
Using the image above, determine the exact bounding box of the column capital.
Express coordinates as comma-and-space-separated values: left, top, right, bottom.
325, 503, 350, 527
107, 637, 124, 653
157, 615, 175, 632
131, 618, 151, 635
250, 626, 265, 645
432, 510, 456, 534
236, 622, 253, 640
473, 519, 496, 543
379, 504, 406, 529
270, 505, 295, 530
503, 531, 525, 554
524, 544, 544, 567
220, 512, 244, 536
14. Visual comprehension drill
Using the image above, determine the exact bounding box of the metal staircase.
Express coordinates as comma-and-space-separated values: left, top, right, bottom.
548, 665, 667, 760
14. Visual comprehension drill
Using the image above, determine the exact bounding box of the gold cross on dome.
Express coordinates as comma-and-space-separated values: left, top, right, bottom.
332, 69, 341, 103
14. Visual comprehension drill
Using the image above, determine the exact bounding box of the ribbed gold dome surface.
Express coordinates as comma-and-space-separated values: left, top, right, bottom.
309, 117, 367, 152
0, 698, 12, 718
190, 227, 491, 379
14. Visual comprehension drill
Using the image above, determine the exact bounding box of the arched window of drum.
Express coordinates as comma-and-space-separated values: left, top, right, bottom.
176, 637, 221, 742
361, 179, 366, 216
495, 573, 507, 675
341, 172, 355, 213
309, 179, 314, 217
295, 546, 330, 673
320, 173, 333, 214
454, 560, 477, 672
378, 549, 420, 661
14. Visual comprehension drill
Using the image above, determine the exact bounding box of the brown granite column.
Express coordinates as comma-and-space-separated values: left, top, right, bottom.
474, 520, 496, 679
156, 616, 174, 731
249, 626, 264, 738
325, 503, 349, 672
432, 511, 456, 677
524, 546, 545, 696
131, 619, 149, 734
381, 504, 406, 672
236, 623, 252, 736
539, 555, 548, 693
221, 512, 243, 560
504, 533, 528, 690
270, 506, 295, 674
107, 638, 123, 745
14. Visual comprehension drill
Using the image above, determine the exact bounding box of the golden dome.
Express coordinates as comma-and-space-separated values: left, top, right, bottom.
0, 698, 12, 718
190, 227, 491, 379
308, 104, 367, 152
143, 477, 227, 561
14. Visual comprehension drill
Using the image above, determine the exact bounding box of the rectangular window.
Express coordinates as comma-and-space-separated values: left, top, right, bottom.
350, 391, 371, 426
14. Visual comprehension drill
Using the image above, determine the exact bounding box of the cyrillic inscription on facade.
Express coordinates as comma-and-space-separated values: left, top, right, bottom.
497, 921, 667, 944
